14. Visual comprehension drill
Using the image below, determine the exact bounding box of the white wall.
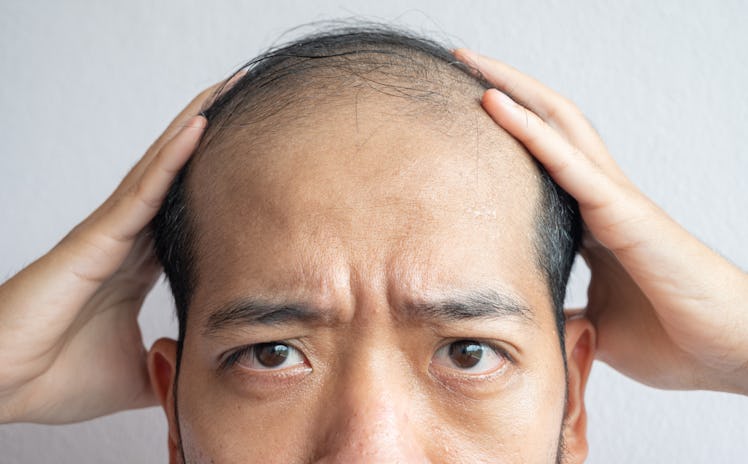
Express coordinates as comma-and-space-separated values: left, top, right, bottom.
1, 1, 746, 462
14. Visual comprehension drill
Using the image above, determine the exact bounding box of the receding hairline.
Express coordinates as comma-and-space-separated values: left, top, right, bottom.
184, 52, 556, 307
150, 25, 581, 361
191, 38, 494, 169
182, 89, 547, 328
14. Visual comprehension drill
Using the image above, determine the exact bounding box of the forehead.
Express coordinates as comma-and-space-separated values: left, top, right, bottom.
187, 94, 548, 318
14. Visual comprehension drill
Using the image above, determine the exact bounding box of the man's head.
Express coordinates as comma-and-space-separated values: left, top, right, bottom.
148, 25, 595, 463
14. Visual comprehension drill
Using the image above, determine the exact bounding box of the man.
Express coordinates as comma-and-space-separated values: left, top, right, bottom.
148, 28, 593, 463
1, 26, 746, 464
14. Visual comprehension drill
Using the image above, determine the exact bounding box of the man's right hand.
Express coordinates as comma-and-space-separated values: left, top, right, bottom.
0, 73, 242, 424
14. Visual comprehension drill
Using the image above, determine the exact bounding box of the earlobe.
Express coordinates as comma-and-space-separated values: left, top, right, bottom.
147, 337, 181, 464
560, 316, 596, 463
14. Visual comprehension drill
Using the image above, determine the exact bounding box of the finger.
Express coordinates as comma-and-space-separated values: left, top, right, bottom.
95, 114, 206, 243
482, 88, 672, 255
481, 88, 618, 209
148, 68, 248, 158
564, 307, 587, 319
119, 69, 248, 192
59, 71, 244, 280
454, 48, 625, 181
455, 48, 574, 121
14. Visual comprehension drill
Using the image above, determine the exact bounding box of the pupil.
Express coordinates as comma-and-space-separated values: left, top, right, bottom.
256, 343, 289, 367
448, 340, 483, 368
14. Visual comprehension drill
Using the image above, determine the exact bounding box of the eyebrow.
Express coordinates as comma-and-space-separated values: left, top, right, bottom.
402, 288, 534, 324
203, 300, 323, 337
202, 288, 534, 337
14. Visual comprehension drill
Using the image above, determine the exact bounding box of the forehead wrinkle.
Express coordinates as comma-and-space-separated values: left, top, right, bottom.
185, 86, 545, 321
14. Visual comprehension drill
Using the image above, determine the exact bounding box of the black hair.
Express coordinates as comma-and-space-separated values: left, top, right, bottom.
151, 23, 582, 370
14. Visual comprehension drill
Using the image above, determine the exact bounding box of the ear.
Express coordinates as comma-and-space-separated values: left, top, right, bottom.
148, 338, 181, 464
560, 316, 596, 463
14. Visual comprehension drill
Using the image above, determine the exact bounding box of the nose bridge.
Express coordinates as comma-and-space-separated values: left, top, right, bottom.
315, 341, 429, 463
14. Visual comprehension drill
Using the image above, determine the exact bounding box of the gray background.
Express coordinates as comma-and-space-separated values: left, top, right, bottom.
1, 0, 746, 462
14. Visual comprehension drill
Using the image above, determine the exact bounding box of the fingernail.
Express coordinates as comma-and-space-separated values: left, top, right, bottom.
185, 115, 207, 129
469, 48, 482, 59
226, 69, 247, 87
490, 89, 518, 113
455, 47, 478, 64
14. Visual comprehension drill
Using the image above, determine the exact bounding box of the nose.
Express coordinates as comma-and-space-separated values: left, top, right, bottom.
314, 351, 430, 463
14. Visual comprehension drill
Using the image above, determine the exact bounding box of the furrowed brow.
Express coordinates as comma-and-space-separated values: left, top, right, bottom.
402, 288, 535, 324
203, 298, 325, 337
202, 289, 533, 337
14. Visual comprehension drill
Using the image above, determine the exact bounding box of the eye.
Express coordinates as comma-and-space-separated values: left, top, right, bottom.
431, 339, 509, 375
224, 342, 307, 371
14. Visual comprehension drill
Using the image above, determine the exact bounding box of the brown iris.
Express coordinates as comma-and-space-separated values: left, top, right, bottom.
255, 343, 290, 368
448, 340, 483, 368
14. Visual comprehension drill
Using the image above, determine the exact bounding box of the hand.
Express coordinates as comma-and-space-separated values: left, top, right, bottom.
0, 72, 243, 424
455, 49, 748, 394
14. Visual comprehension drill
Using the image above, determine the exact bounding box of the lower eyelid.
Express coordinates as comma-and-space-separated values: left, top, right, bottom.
235, 363, 311, 377
429, 364, 512, 396
228, 363, 313, 392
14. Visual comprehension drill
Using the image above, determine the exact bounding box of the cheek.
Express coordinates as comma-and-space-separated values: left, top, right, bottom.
426, 367, 567, 462
176, 351, 325, 464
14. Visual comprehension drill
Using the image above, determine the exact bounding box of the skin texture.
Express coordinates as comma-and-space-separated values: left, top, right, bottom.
0, 39, 748, 462
1, 38, 746, 462
455, 49, 748, 394
148, 89, 595, 463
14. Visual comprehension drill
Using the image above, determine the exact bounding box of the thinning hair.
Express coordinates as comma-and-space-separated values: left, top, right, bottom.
151, 23, 582, 367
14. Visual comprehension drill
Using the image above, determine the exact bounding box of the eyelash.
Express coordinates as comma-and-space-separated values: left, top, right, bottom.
221, 345, 251, 370
220, 341, 303, 371
220, 339, 514, 374
471, 340, 511, 360
435, 339, 514, 366
472, 340, 512, 362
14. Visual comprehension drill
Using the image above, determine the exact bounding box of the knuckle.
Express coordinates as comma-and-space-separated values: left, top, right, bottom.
503, 81, 519, 101
569, 146, 587, 162
543, 102, 562, 122
547, 156, 572, 176
58, 221, 89, 249
545, 95, 584, 125
131, 180, 161, 211
521, 118, 540, 144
